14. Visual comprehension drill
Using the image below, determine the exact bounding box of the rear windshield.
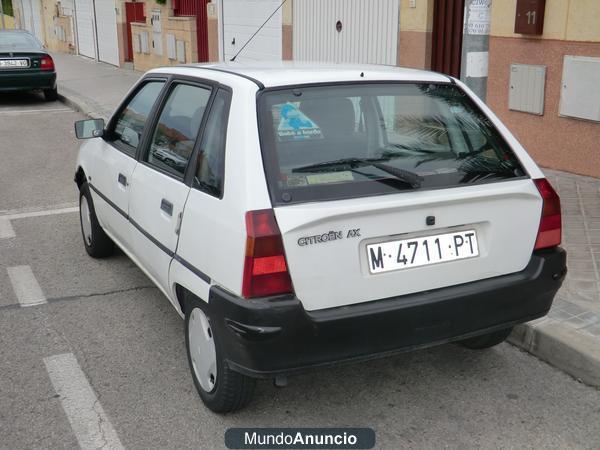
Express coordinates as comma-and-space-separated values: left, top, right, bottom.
0, 32, 41, 51
258, 83, 526, 205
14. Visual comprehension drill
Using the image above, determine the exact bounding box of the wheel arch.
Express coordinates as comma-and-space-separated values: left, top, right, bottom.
175, 284, 188, 315
74, 166, 86, 189
173, 283, 208, 317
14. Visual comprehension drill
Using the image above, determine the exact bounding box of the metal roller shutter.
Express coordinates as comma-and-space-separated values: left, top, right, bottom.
221, 0, 282, 62
293, 0, 400, 66
74, 0, 95, 59
94, 0, 120, 66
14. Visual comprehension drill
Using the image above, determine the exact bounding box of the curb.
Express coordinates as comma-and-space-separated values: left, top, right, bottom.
56, 86, 111, 122
509, 320, 600, 387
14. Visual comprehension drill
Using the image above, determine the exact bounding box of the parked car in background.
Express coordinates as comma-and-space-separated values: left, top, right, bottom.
73, 63, 567, 413
0, 29, 57, 101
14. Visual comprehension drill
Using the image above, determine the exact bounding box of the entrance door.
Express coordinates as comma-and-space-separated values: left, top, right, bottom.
293, 0, 399, 65
94, 0, 120, 66
74, 0, 95, 59
125, 2, 146, 62
221, 0, 282, 62
431, 0, 465, 78
21, 0, 44, 43
20, 0, 34, 36
173, 0, 209, 62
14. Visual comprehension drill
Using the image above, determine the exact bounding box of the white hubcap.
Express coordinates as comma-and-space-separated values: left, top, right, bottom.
80, 195, 93, 246
188, 308, 217, 392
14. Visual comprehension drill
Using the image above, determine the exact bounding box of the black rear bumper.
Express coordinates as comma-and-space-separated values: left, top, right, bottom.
0, 71, 56, 91
207, 248, 567, 378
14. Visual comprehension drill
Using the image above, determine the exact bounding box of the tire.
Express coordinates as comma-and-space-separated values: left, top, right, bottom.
44, 87, 58, 102
79, 182, 114, 258
185, 294, 255, 413
460, 327, 514, 350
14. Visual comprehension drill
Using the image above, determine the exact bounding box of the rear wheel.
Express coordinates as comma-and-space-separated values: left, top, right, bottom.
185, 294, 255, 413
44, 87, 58, 102
79, 182, 114, 258
460, 327, 514, 350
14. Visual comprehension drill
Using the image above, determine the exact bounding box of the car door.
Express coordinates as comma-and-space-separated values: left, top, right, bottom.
127, 79, 213, 295
172, 88, 232, 296
89, 79, 166, 248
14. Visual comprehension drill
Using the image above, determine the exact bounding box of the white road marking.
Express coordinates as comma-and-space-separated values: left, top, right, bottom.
0, 205, 78, 240
0, 202, 78, 216
3, 206, 78, 220
0, 217, 15, 239
0, 108, 72, 115
44, 353, 125, 450
7, 265, 47, 307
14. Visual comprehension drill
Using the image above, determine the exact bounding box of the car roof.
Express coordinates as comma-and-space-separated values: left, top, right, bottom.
148, 61, 452, 89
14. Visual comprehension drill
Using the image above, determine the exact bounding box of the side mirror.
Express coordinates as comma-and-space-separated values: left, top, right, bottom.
74, 119, 105, 139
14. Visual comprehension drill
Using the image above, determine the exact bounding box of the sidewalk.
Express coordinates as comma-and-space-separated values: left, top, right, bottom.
53, 53, 600, 387
510, 169, 600, 386
53, 52, 142, 121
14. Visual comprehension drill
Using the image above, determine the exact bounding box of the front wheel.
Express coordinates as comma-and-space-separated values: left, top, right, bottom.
79, 182, 114, 258
185, 295, 255, 413
460, 327, 514, 350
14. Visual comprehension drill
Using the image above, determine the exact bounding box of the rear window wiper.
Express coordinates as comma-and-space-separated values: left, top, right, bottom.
292, 157, 424, 188
292, 157, 390, 172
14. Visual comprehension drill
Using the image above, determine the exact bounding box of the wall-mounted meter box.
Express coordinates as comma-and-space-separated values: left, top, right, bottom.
515, 0, 546, 35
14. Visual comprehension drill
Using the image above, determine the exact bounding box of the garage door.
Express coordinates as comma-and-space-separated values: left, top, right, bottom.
293, 0, 399, 65
221, 0, 282, 62
94, 0, 120, 66
74, 0, 95, 59
21, 0, 44, 44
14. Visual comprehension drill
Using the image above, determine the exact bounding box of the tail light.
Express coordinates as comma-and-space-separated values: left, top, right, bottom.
40, 56, 54, 71
242, 209, 293, 298
534, 178, 561, 250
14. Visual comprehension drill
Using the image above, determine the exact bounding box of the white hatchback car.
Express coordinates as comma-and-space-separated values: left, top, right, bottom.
74, 63, 567, 413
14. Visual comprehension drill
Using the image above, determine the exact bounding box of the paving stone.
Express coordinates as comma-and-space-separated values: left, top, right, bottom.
582, 324, 600, 337
568, 271, 599, 282
556, 301, 582, 315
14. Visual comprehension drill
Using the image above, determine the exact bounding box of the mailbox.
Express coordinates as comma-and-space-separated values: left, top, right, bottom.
515, 0, 546, 35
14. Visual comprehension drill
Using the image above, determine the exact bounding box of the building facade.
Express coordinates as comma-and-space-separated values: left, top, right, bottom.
486, 0, 600, 178
11, 0, 600, 177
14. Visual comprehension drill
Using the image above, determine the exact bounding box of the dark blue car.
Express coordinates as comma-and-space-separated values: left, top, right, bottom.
0, 29, 57, 101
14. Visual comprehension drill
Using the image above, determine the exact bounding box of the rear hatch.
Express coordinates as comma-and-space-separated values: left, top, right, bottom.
258, 82, 542, 311
274, 180, 541, 311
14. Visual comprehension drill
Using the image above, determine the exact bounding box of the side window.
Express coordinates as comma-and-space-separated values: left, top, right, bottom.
195, 89, 231, 197
112, 81, 165, 156
146, 83, 211, 178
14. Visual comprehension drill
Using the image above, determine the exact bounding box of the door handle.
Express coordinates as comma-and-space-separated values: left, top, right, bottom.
160, 198, 173, 216
118, 173, 127, 186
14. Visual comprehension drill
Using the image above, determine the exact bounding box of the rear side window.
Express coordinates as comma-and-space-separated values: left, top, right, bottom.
145, 83, 211, 178
258, 83, 526, 205
0, 32, 41, 50
193, 89, 231, 198
111, 81, 165, 156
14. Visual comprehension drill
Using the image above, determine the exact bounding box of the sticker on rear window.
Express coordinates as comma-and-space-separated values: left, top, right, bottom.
306, 172, 354, 185
276, 103, 323, 141
286, 175, 308, 187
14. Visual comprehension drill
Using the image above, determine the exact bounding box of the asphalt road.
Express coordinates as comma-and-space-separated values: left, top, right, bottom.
1, 93, 599, 449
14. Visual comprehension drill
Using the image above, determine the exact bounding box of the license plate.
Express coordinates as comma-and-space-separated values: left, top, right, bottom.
367, 229, 479, 274
0, 59, 30, 68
